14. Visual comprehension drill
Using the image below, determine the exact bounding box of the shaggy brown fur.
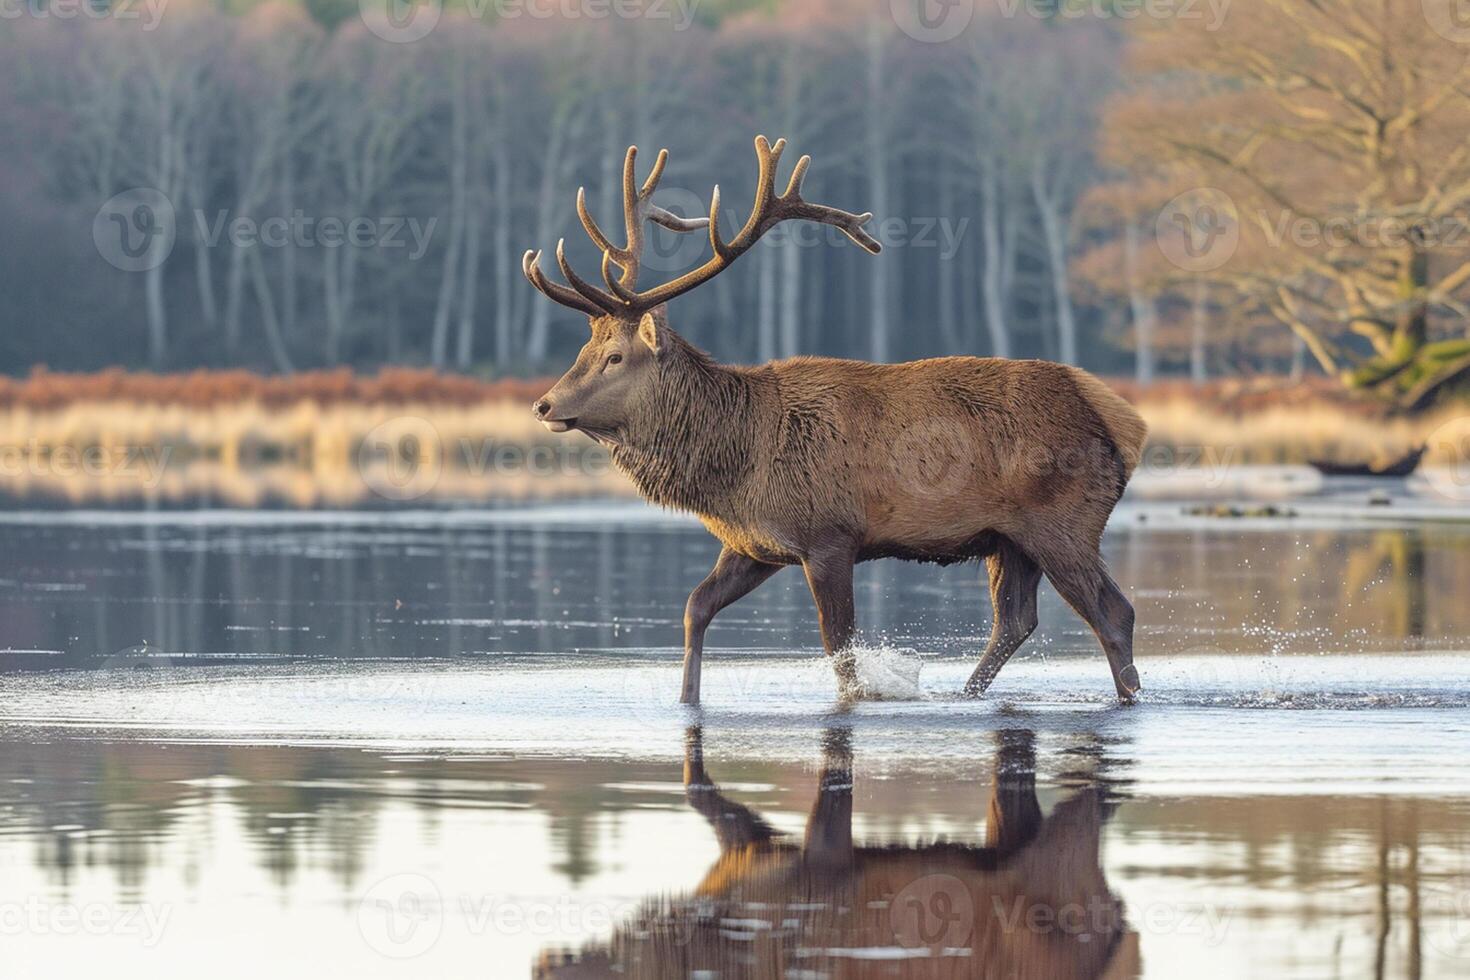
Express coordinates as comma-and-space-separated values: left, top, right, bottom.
526, 137, 1147, 703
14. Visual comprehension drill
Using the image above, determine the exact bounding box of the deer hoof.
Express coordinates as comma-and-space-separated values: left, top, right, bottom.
1115, 664, 1142, 702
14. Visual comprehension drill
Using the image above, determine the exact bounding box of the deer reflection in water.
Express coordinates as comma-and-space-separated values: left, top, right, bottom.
537, 728, 1139, 979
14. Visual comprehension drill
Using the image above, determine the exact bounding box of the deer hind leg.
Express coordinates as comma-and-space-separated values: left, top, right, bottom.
803, 727, 854, 866
963, 539, 1043, 697
802, 543, 859, 690
985, 728, 1043, 855
1033, 545, 1140, 702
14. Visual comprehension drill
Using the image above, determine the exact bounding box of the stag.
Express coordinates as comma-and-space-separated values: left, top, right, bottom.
525, 136, 1147, 703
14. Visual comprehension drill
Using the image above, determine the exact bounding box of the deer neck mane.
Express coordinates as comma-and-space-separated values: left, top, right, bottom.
612, 337, 764, 514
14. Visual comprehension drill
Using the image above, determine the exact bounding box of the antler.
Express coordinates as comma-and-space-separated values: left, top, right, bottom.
523, 135, 881, 318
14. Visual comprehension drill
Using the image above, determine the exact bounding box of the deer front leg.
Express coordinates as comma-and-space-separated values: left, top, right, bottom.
683, 548, 780, 704
802, 542, 859, 690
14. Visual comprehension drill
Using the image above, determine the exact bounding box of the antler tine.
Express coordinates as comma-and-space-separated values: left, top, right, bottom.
793, 204, 882, 254
523, 249, 610, 318
729, 135, 784, 247
620, 147, 643, 289
555, 239, 621, 311
782, 155, 811, 200
640, 148, 669, 199
576, 187, 621, 260
708, 185, 731, 261
647, 204, 709, 233
602, 249, 638, 304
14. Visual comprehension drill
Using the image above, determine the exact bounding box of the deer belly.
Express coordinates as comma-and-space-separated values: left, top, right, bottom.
699, 516, 802, 566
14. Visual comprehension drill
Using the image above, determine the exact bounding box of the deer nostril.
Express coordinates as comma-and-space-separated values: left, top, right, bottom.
533, 399, 552, 419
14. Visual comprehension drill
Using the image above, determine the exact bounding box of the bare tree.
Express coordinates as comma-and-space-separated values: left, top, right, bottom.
1111, 0, 1470, 404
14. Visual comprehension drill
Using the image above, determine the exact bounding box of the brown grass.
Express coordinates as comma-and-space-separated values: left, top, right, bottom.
0, 366, 550, 409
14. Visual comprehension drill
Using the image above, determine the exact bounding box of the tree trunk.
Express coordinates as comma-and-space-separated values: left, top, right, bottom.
757, 242, 776, 362
979, 164, 1011, 359
1124, 222, 1156, 386
1190, 276, 1208, 385
248, 246, 294, 372
937, 164, 959, 352
145, 260, 168, 369
779, 236, 801, 358
864, 20, 890, 363
456, 205, 482, 370
1031, 162, 1076, 365
431, 54, 469, 369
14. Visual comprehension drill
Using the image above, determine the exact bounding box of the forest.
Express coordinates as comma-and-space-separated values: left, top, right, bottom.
3, 0, 1470, 410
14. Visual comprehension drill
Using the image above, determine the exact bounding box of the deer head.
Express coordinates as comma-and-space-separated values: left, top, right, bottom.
525, 136, 881, 443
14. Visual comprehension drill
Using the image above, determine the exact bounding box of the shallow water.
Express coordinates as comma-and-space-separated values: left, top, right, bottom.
2, 486, 1470, 977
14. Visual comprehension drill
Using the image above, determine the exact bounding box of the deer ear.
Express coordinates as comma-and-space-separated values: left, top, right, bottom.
637, 313, 665, 357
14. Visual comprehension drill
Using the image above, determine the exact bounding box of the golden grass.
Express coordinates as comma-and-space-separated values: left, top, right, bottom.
1, 369, 1467, 505
1129, 377, 1470, 467
0, 378, 627, 506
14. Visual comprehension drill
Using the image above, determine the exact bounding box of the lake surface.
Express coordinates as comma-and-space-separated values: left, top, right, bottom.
2, 478, 1470, 977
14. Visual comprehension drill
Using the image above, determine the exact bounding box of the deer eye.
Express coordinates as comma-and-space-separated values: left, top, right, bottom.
605, 352, 623, 369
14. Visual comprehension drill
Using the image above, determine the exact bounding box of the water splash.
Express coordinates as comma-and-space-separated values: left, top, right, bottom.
844, 645, 926, 701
